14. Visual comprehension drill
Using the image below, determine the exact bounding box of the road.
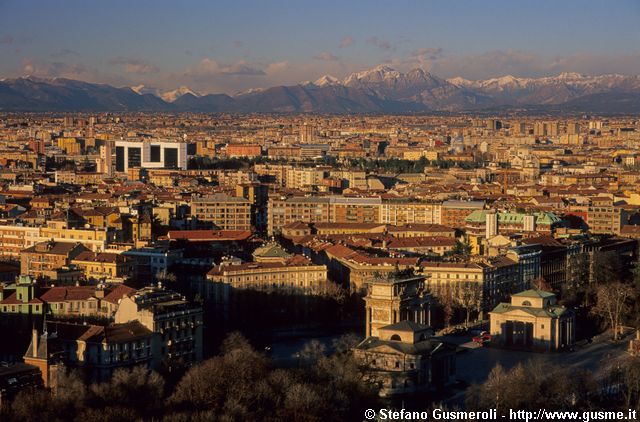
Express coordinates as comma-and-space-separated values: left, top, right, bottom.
444, 330, 631, 405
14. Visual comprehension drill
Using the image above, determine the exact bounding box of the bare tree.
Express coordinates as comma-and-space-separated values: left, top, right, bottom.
592, 282, 635, 341
454, 282, 482, 325
531, 276, 552, 292
444, 292, 455, 327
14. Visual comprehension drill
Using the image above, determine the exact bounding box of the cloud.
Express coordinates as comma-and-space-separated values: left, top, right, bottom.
339, 36, 354, 48
21, 58, 91, 80
313, 51, 339, 62
232, 41, 244, 48
366, 36, 392, 51
411, 48, 443, 60
186, 58, 266, 78
108, 57, 160, 74
385, 49, 640, 80
0, 34, 14, 45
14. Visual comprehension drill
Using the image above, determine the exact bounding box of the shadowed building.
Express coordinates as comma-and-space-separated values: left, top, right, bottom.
353, 321, 456, 397
364, 272, 431, 338
489, 289, 574, 351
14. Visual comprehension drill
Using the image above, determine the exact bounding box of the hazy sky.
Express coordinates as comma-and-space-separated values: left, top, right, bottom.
1, 0, 639, 94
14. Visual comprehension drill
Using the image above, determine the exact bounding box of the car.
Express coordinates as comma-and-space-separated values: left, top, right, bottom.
472, 331, 492, 344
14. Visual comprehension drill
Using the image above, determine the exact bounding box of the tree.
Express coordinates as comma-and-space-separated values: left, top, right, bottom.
531, 277, 552, 292
454, 282, 482, 325
592, 282, 635, 341
591, 250, 623, 285
466, 361, 596, 413
440, 284, 456, 327
563, 251, 590, 306
450, 239, 472, 259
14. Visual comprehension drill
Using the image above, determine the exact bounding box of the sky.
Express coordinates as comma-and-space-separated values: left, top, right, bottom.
1, 0, 639, 94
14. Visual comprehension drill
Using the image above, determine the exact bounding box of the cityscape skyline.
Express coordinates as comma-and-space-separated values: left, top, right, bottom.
2, 2, 640, 420
1, 0, 640, 94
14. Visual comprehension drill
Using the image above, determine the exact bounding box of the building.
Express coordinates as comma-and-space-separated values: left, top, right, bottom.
71, 251, 135, 282
353, 321, 456, 397
0, 276, 134, 318
300, 123, 315, 143
465, 210, 562, 238
114, 139, 189, 172
379, 201, 442, 226
192, 194, 252, 231
121, 246, 183, 282
268, 196, 332, 235
20, 241, 89, 280
114, 286, 204, 370
0, 363, 43, 406
226, 144, 262, 158
206, 254, 327, 292
421, 256, 522, 314
489, 290, 575, 351
206, 241, 327, 294
267, 195, 443, 236
364, 272, 431, 338
441, 200, 485, 229
0, 223, 111, 260
324, 244, 420, 291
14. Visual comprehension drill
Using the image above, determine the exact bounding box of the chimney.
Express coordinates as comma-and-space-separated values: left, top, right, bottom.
32, 329, 38, 358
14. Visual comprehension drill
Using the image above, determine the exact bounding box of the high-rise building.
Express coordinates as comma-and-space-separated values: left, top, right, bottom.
98, 140, 113, 176
192, 194, 252, 230
567, 122, 580, 135
533, 122, 547, 137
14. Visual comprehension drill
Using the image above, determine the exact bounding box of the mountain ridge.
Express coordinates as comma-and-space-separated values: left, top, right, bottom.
2, 67, 640, 113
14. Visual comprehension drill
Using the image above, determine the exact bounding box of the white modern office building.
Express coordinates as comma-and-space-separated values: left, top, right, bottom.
114, 139, 190, 172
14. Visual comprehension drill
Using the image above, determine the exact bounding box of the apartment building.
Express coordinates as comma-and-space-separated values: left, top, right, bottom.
114, 286, 204, 370
379, 201, 441, 225
20, 241, 89, 280
421, 256, 522, 313
206, 255, 327, 291
191, 193, 252, 231
267, 195, 444, 235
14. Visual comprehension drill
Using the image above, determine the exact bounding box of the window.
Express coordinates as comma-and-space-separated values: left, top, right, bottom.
390, 334, 402, 341
522, 300, 532, 306
395, 361, 400, 368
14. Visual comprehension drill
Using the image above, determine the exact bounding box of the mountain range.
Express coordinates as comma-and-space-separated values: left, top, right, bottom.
2, 65, 640, 113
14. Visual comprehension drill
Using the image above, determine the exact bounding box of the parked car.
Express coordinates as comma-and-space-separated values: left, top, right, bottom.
472, 331, 492, 344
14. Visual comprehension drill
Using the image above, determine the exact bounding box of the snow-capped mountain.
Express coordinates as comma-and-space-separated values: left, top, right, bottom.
314, 75, 340, 86
3, 66, 640, 112
343, 65, 403, 86
160, 86, 200, 102
447, 73, 640, 105
131, 84, 162, 96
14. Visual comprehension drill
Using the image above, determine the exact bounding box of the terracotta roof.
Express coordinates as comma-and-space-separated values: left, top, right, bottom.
39, 286, 96, 302
73, 251, 128, 264
103, 285, 136, 305
207, 254, 318, 276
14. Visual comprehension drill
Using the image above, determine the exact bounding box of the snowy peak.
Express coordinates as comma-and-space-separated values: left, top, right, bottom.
447, 77, 475, 87
131, 85, 160, 96
314, 75, 340, 86
161, 86, 200, 102
343, 65, 403, 85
